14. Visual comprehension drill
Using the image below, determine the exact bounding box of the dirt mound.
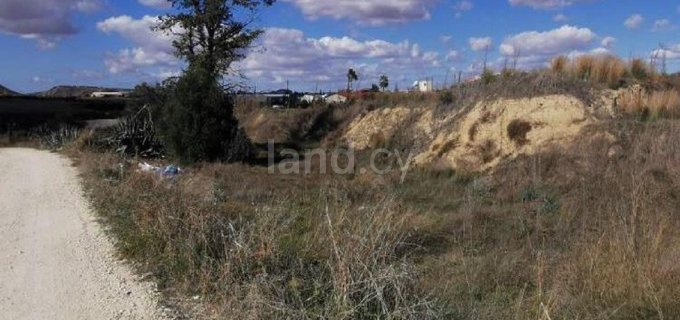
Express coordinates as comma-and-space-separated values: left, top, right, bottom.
343, 107, 434, 149
341, 94, 607, 171
414, 95, 595, 171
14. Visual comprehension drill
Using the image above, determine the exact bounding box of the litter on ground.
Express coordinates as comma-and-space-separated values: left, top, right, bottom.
137, 162, 181, 177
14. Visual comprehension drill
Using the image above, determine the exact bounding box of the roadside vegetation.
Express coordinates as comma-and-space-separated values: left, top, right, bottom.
4, 1, 680, 318
46, 53, 680, 318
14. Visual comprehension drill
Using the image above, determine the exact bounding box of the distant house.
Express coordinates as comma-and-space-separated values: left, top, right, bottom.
91, 91, 127, 98
301, 94, 322, 104
324, 94, 348, 104
412, 80, 434, 93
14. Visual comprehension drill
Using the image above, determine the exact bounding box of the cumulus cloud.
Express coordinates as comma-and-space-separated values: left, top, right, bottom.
0, 0, 102, 48
138, 0, 172, 9
509, 0, 598, 9
601, 36, 615, 48
499, 25, 596, 68
624, 14, 644, 29
652, 44, 680, 61
237, 28, 442, 89
454, 0, 473, 17
97, 15, 178, 75
652, 19, 676, 32
283, 0, 437, 25
446, 50, 463, 62
469, 37, 492, 51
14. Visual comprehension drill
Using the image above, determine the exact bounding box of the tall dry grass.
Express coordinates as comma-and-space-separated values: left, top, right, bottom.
551, 54, 656, 88
618, 88, 680, 119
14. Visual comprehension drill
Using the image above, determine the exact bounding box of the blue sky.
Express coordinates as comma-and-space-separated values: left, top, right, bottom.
1, 0, 679, 93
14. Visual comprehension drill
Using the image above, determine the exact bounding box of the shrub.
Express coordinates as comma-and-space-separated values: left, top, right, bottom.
507, 119, 532, 146
438, 90, 454, 105
109, 106, 164, 158
481, 69, 497, 85
35, 125, 80, 150
629, 58, 651, 80
159, 66, 253, 163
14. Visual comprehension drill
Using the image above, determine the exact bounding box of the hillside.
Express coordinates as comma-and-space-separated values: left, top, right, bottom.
36, 86, 129, 98
14, 54, 680, 319
0, 84, 20, 96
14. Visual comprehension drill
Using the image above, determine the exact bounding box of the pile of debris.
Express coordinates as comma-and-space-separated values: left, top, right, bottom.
137, 162, 182, 178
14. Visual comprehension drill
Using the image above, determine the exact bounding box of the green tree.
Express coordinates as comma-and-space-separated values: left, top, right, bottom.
379, 74, 389, 92
347, 68, 358, 91
158, 0, 275, 76
155, 0, 274, 162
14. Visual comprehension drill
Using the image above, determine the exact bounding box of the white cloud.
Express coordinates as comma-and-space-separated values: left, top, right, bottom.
0, 0, 103, 48
454, 0, 473, 17
454, 0, 473, 11
624, 14, 644, 29
446, 50, 463, 62
509, 0, 599, 9
31, 76, 54, 84
469, 37, 492, 51
601, 36, 615, 48
282, 0, 437, 25
237, 28, 443, 90
97, 15, 178, 74
652, 44, 680, 61
138, 0, 172, 9
553, 14, 568, 22
500, 25, 595, 57
652, 19, 676, 32
499, 25, 596, 69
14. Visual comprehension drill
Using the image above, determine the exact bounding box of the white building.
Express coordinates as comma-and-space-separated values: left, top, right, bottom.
91, 91, 127, 98
301, 94, 322, 104
324, 94, 348, 104
412, 80, 434, 93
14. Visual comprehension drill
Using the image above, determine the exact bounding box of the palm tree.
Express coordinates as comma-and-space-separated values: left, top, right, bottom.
347, 68, 358, 92
379, 75, 389, 92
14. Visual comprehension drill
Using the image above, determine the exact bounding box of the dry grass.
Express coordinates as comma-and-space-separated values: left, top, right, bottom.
551, 54, 656, 88
57, 52, 680, 319
71, 118, 680, 319
618, 88, 680, 119
73, 149, 442, 319
436, 71, 595, 115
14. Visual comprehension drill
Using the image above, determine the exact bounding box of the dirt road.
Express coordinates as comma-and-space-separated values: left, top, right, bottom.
0, 148, 165, 319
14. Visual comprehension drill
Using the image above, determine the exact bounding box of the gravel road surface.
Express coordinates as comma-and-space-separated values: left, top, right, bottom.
0, 148, 166, 320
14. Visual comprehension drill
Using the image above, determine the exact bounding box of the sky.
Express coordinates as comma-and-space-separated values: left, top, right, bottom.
1, 0, 679, 93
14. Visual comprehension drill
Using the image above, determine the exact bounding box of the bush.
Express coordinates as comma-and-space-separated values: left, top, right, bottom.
629, 58, 651, 81
507, 119, 532, 146
109, 106, 164, 158
481, 69, 497, 85
438, 91, 454, 105
159, 66, 253, 163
